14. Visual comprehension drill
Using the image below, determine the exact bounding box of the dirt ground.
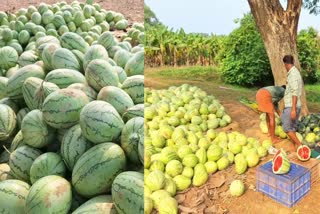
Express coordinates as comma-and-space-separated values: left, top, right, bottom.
145, 71, 320, 214
0, 0, 143, 23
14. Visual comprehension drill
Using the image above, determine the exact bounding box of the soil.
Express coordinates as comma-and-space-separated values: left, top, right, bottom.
145, 71, 320, 214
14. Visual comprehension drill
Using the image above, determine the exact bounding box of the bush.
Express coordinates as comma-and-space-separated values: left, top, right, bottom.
220, 14, 273, 86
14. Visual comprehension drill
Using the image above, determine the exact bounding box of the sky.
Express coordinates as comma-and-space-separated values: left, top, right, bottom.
145, 0, 320, 35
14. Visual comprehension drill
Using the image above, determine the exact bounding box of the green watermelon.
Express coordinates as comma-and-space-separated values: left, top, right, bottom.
18, 50, 38, 67
10, 130, 25, 152
120, 117, 144, 165
29, 152, 66, 184
42, 88, 89, 129
83, 44, 109, 70
41, 43, 61, 71
21, 109, 55, 148
72, 143, 126, 197
113, 66, 127, 83
85, 59, 120, 91
0, 179, 30, 214
61, 32, 89, 53
113, 49, 131, 68
9, 145, 42, 182
0, 98, 19, 113
125, 51, 144, 76
52, 48, 81, 70
25, 175, 72, 214
45, 69, 86, 89
16, 107, 30, 129
79, 100, 124, 144
122, 104, 144, 122
97, 86, 134, 115
112, 171, 144, 214
0, 104, 17, 141
68, 83, 97, 101
72, 195, 117, 214
97, 31, 116, 49
61, 124, 93, 170
7, 64, 45, 99
0, 46, 18, 70
121, 75, 144, 104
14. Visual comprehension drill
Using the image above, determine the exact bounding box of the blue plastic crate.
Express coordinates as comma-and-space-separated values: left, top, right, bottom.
256, 161, 311, 207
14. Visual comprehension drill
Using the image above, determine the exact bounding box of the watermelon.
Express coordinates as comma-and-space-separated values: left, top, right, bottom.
0, 163, 12, 181
125, 51, 144, 76
42, 88, 89, 129
7, 64, 45, 99
42, 43, 61, 71
97, 86, 134, 115
0, 79, 7, 99
114, 66, 127, 83
61, 32, 90, 53
0, 104, 16, 141
0, 179, 30, 213
29, 152, 66, 184
85, 59, 120, 91
25, 175, 72, 214
68, 83, 97, 101
52, 48, 81, 71
83, 44, 109, 70
121, 75, 144, 104
42, 10, 54, 25
9, 145, 42, 182
21, 109, 55, 148
0, 46, 18, 70
72, 143, 126, 197
2, 28, 13, 42
272, 149, 291, 174
79, 101, 124, 144
71, 50, 85, 73
72, 195, 117, 214
112, 171, 144, 214
18, 50, 38, 67
10, 130, 25, 152
297, 145, 311, 161
45, 69, 87, 89
115, 19, 128, 30
22, 77, 60, 110
98, 32, 116, 49
61, 124, 93, 171
122, 103, 144, 122
113, 49, 131, 68
120, 117, 144, 165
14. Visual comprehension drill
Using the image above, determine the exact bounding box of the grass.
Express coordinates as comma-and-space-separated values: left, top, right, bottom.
305, 84, 320, 103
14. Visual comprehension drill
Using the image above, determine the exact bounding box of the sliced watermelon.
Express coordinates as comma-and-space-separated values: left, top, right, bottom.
272, 149, 291, 174
297, 145, 311, 161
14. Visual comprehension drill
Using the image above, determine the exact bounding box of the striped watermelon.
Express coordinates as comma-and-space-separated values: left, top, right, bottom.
85, 59, 120, 91
122, 104, 144, 122
121, 75, 144, 104
10, 130, 25, 152
18, 50, 38, 67
79, 101, 124, 144
61, 124, 93, 170
0, 179, 30, 213
25, 175, 72, 214
0, 46, 18, 70
7, 64, 45, 99
36, 36, 60, 51
112, 171, 144, 214
9, 145, 42, 182
0, 97, 19, 113
97, 31, 116, 50
29, 152, 66, 184
71, 50, 85, 73
113, 66, 127, 83
52, 48, 81, 70
21, 109, 55, 148
72, 143, 126, 197
57, 128, 68, 143
53, 14, 66, 28
0, 76, 8, 99
83, 44, 109, 70
97, 86, 134, 115
42, 88, 89, 129
0, 104, 17, 141
5, 65, 19, 78
120, 117, 144, 165
22, 77, 60, 110
61, 32, 89, 53
45, 69, 86, 89
108, 46, 122, 59
68, 83, 97, 101
41, 43, 61, 71
125, 51, 144, 76
16, 107, 30, 129
113, 49, 131, 68
72, 195, 117, 214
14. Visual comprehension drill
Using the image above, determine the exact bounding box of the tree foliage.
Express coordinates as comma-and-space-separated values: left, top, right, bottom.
144, 4, 160, 26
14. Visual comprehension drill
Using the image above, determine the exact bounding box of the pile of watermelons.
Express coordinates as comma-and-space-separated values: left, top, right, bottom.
0, 0, 144, 213
297, 113, 320, 149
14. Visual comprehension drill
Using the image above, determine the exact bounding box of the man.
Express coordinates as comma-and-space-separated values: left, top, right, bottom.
256, 85, 286, 144
281, 55, 303, 151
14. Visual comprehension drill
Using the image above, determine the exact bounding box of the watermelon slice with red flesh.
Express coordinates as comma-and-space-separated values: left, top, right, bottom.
297, 145, 311, 161
272, 149, 291, 174
272, 149, 282, 163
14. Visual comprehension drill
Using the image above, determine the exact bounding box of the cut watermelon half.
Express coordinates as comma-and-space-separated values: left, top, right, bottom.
297, 145, 311, 161
272, 149, 291, 174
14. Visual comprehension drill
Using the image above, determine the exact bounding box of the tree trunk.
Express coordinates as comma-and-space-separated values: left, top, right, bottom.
248, 0, 308, 116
